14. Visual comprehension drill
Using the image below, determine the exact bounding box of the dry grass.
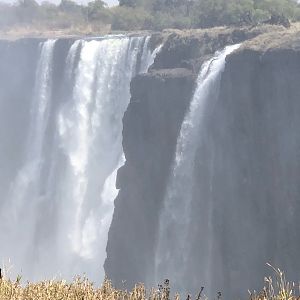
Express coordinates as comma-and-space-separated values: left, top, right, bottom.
239, 22, 300, 52
250, 265, 300, 300
0, 23, 112, 40
0, 274, 174, 300
0, 266, 299, 300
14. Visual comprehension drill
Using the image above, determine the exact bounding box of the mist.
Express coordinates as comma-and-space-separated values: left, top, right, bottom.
1, 1, 300, 299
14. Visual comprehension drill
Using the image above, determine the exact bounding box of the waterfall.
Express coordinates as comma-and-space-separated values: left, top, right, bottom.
0, 36, 159, 282
154, 44, 241, 295
0, 39, 56, 278
139, 36, 162, 73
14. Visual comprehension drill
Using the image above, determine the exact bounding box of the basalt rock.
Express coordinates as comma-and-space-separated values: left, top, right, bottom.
105, 24, 300, 298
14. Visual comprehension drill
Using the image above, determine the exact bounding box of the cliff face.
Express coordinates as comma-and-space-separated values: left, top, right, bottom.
210, 46, 300, 296
105, 68, 195, 285
106, 26, 300, 297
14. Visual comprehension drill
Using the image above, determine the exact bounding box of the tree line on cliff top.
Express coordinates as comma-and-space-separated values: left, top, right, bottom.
0, 0, 299, 31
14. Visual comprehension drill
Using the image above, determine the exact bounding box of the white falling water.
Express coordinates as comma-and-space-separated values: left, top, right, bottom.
65, 40, 81, 80
139, 36, 162, 73
154, 44, 241, 294
0, 36, 160, 281
0, 39, 56, 277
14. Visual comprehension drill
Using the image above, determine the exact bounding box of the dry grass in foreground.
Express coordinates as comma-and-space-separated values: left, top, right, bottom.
250, 264, 300, 300
0, 275, 168, 300
0, 265, 299, 300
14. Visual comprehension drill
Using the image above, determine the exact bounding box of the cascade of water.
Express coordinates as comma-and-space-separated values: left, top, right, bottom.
56, 37, 143, 279
0, 39, 56, 276
140, 36, 163, 74
65, 40, 81, 80
154, 44, 241, 295
0, 35, 159, 282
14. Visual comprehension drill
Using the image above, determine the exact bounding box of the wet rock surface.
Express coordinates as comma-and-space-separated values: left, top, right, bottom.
106, 24, 300, 297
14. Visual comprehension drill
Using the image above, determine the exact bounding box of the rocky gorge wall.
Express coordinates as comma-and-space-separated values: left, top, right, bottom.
105, 67, 195, 286
105, 25, 300, 298
211, 45, 300, 296
1, 26, 300, 298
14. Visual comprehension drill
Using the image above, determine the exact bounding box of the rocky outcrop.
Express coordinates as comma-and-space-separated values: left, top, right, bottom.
207, 38, 300, 298
105, 24, 300, 298
151, 25, 284, 72
105, 68, 195, 286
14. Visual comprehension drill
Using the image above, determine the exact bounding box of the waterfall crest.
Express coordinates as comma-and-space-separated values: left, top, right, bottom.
0, 35, 159, 282
154, 44, 241, 295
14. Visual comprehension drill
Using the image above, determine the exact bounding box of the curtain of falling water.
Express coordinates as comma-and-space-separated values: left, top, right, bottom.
154, 44, 241, 296
0, 35, 160, 282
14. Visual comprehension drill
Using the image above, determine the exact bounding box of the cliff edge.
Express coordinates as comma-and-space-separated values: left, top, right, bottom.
105, 23, 300, 298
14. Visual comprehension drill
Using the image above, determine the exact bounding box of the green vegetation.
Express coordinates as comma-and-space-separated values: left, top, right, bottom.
0, 0, 300, 32
0, 265, 299, 300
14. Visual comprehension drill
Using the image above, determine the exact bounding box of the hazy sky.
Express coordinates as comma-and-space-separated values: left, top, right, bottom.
0, 0, 118, 7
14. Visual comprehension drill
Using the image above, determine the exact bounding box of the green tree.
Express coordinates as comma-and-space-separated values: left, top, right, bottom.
17, 0, 39, 23
118, 0, 139, 8
111, 6, 152, 29
85, 0, 111, 22
59, 0, 81, 13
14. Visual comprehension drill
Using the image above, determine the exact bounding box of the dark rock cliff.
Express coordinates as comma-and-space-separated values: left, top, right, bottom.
105, 25, 300, 297
208, 44, 300, 297
105, 68, 195, 285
